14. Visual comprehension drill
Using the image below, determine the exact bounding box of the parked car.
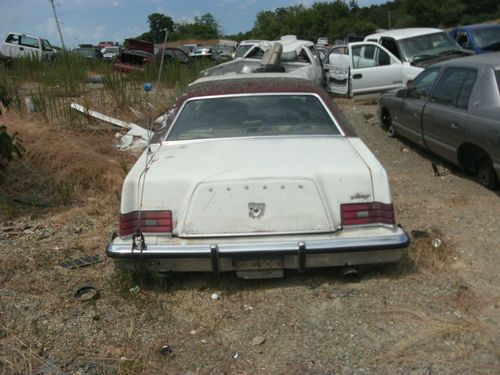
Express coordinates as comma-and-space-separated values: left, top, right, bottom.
106, 75, 409, 278
324, 28, 472, 96
178, 44, 197, 55
114, 38, 154, 72
101, 46, 121, 59
154, 47, 192, 65
378, 53, 500, 189
449, 24, 500, 54
0, 32, 55, 61
73, 46, 103, 60
317, 37, 329, 46
364, 28, 470, 65
189, 46, 214, 59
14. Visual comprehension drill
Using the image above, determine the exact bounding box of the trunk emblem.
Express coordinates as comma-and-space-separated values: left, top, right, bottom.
248, 202, 265, 219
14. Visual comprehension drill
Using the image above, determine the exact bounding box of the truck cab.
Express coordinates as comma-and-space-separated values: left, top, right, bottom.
0, 32, 55, 61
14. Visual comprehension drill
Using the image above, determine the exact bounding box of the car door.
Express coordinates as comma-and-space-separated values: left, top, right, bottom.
348, 43, 403, 94
324, 46, 351, 96
1, 33, 21, 58
19, 35, 41, 59
394, 68, 441, 145
422, 67, 477, 163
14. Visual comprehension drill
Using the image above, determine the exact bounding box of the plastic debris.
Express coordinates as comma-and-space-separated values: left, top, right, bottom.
211, 292, 220, 301
432, 239, 443, 248
129, 285, 140, 294
231, 351, 240, 359
159, 345, 172, 356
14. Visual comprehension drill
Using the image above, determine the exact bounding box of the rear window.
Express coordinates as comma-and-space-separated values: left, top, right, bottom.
167, 94, 340, 141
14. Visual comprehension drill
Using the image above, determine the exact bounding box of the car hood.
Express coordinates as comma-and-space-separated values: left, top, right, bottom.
124, 39, 154, 54
121, 137, 379, 237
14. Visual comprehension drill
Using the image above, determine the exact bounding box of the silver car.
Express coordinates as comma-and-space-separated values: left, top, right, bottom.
378, 53, 500, 189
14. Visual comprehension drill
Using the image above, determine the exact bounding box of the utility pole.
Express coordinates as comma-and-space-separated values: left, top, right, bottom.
49, 0, 65, 49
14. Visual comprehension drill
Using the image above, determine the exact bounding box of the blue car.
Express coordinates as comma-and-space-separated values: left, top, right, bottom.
449, 24, 500, 54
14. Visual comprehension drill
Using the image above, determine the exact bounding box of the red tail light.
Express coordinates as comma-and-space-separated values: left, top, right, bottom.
119, 210, 172, 237
341, 202, 395, 226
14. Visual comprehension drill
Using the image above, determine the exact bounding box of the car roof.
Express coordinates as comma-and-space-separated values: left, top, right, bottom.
365, 28, 443, 40
173, 76, 356, 137
431, 51, 500, 69
452, 23, 500, 31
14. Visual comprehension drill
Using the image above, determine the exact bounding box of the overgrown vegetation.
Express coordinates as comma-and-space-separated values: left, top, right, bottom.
225, 0, 500, 41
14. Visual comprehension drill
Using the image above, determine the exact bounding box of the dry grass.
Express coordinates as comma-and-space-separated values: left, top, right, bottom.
0, 111, 135, 209
407, 227, 453, 271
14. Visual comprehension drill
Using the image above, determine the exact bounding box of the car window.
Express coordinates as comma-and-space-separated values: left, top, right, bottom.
246, 47, 265, 59
167, 95, 340, 141
20, 35, 39, 48
6, 34, 20, 45
495, 70, 500, 94
351, 45, 390, 69
430, 68, 477, 110
408, 67, 440, 100
455, 31, 472, 49
174, 50, 190, 63
41, 39, 53, 51
380, 38, 400, 59
471, 27, 500, 49
398, 32, 459, 62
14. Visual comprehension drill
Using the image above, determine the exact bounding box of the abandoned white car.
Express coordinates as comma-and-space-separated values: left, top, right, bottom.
106, 76, 409, 278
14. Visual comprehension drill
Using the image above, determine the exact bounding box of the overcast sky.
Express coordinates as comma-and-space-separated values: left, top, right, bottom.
0, 0, 387, 47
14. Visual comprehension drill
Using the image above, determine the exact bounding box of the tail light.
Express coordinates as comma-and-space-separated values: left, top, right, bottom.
119, 210, 172, 237
341, 202, 395, 226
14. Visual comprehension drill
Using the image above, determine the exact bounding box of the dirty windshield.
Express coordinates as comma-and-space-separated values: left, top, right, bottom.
167, 94, 340, 141
400, 32, 460, 62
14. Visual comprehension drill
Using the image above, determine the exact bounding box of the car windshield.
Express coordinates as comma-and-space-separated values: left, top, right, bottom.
41, 39, 53, 51
398, 32, 460, 62
235, 45, 253, 58
471, 27, 500, 49
167, 94, 340, 141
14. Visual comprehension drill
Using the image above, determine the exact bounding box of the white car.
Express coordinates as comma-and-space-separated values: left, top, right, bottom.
106, 75, 409, 278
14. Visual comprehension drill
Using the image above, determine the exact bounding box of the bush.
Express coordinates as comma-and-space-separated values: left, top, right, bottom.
0, 125, 24, 171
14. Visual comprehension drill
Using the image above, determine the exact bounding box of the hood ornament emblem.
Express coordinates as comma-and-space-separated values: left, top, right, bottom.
248, 202, 265, 219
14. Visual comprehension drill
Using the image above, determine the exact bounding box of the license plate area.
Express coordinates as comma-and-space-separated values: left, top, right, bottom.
233, 256, 284, 270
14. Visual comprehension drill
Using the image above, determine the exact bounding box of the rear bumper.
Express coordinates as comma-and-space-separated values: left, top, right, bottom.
106, 227, 409, 274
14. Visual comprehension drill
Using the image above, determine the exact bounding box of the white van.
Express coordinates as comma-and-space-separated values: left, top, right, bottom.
0, 32, 56, 61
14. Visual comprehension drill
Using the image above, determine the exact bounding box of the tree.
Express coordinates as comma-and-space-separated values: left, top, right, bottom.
138, 13, 174, 43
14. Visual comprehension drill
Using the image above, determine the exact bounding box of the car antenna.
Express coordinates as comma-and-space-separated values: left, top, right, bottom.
132, 82, 154, 254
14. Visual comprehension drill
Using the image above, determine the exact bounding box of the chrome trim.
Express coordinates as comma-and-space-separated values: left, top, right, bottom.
107, 231, 409, 259
163, 92, 345, 142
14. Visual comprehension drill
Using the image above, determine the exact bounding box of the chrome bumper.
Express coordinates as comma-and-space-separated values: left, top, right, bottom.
106, 228, 409, 274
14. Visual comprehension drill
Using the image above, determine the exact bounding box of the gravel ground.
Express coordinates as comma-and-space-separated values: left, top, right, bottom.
1, 99, 499, 375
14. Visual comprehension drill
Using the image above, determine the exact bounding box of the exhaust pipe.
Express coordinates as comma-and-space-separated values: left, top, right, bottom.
342, 267, 359, 279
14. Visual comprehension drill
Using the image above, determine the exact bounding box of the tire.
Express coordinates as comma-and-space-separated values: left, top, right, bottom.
380, 108, 396, 137
476, 157, 498, 190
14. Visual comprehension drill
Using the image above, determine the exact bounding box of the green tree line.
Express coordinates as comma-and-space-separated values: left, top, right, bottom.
137, 0, 500, 44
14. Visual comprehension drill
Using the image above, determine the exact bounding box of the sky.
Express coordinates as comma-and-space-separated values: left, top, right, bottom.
0, 0, 388, 48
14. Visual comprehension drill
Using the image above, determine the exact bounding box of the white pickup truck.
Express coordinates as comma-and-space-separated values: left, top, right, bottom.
0, 32, 56, 61
324, 28, 471, 97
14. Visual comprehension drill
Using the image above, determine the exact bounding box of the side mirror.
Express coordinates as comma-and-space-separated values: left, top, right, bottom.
406, 79, 413, 88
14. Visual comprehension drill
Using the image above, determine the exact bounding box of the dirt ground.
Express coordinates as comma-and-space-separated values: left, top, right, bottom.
1, 98, 499, 374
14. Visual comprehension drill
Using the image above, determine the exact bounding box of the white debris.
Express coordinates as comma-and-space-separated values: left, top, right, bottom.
71, 103, 153, 151
211, 292, 220, 301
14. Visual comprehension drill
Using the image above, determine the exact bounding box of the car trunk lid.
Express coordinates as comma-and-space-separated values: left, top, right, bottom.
132, 137, 374, 237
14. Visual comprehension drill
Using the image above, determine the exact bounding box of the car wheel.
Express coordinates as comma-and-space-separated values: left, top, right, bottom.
381, 108, 396, 137
476, 157, 498, 189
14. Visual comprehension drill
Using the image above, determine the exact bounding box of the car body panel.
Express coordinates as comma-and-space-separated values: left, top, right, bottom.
449, 24, 500, 54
